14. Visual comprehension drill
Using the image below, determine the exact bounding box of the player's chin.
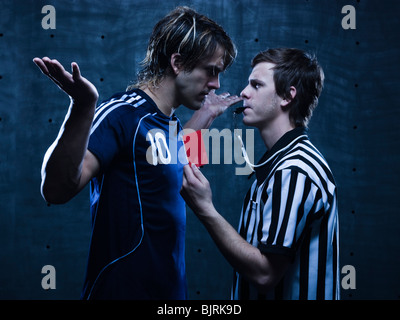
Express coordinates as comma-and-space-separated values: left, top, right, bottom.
184, 100, 203, 111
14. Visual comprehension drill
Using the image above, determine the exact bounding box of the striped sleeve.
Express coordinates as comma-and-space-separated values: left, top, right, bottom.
257, 168, 322, 259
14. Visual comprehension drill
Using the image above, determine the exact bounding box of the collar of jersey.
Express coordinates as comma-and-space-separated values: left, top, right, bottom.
132, 88, 178, 121
254, 127, 308, 181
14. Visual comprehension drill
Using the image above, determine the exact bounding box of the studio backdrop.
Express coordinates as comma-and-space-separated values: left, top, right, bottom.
0, 0, 399, 299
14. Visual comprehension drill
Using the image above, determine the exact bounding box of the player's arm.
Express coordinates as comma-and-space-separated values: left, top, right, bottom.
181, 164, 290, 292
182, 91, 242, 166
34, 57, 100, 204
183, 91, 242, 130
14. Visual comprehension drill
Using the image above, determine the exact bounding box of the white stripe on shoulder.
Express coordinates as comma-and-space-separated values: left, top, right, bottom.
90, 93, 145, 135
93, 92, 141, 121
91, 102, 127, 135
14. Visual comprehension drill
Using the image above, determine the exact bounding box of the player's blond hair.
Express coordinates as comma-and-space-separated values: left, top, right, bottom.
127, 6, 236, 90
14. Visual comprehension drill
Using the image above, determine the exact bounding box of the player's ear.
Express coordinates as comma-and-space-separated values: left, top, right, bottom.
281, 86, 297, 107
170, 53, 184, 76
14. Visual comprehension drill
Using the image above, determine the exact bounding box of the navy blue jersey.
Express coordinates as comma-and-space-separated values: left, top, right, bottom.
81, 89, 188, 300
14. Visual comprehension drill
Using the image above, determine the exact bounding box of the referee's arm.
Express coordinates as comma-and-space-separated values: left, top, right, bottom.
181, 164, 290, 293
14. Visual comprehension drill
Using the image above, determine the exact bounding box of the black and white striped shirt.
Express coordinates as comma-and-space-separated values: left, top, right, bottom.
232, 127, 340, 300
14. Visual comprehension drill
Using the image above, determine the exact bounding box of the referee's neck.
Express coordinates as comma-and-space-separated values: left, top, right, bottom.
259, 119, 295, 150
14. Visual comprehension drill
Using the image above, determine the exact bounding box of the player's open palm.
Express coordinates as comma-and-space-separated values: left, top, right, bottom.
33, 57, 99, 108
202, 90, 242, 118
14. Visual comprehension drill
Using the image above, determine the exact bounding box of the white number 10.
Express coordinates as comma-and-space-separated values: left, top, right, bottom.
146, 132, 172, 165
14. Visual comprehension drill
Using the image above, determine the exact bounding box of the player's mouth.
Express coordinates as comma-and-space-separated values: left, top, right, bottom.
199, 91, 209, 101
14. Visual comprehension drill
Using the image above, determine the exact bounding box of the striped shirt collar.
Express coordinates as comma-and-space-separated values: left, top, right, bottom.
255, 126, 309, 182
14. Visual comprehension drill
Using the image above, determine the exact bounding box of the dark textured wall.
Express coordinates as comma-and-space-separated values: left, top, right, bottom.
0, 0, 399, 299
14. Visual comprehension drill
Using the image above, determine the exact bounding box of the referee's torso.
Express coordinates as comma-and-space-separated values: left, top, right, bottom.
232, 127, 340, 300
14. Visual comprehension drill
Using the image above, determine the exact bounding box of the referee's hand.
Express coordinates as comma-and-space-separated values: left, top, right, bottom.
181, 164, 215, 218
33, 57, 99, 108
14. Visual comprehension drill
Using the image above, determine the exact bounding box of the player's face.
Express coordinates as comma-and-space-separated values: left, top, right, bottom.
175, 45, 225, 110
240, 62, 284, 129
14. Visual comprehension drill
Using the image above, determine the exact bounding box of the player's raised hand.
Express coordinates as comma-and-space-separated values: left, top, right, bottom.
202, 90, 242, 118
33, 57, 99, 107
183, 90, 243, 130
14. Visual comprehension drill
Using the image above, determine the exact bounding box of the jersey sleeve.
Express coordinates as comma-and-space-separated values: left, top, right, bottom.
88, 104, 137, 171
257, 168, 322, 259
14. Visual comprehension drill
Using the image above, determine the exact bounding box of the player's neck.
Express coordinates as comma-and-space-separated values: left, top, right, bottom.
143, 79, 178, 117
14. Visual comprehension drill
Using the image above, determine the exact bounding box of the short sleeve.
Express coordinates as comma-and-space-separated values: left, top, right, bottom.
257, 169, 322, 258
88, 105, 136, 171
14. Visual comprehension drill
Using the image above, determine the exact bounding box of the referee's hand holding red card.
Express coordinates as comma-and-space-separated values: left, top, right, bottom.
181, 164, 215, 219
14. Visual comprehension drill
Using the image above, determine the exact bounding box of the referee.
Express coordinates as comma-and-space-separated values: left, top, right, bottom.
181, 48, 339, 300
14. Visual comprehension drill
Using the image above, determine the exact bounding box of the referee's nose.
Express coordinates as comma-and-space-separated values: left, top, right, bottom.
240, 84, 250, 100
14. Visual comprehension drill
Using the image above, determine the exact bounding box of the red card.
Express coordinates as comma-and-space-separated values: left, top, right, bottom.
183, 130, 208, 167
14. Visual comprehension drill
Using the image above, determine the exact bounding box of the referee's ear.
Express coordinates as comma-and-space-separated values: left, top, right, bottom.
281, 86, 297, 107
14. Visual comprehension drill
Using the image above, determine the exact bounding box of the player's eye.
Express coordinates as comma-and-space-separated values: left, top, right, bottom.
206, 67, 216, 77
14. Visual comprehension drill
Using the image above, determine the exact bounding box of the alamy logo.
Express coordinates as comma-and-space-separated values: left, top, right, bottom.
41, 265, 56, 290
341, 265, 356, 290
144, 124, 255, 176
41, 5, 56, 30
341, 5, 356, 30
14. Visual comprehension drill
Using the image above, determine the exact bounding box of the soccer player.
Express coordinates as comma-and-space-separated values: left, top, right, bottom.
181, 48, 340, 300
33, 6, 241, 299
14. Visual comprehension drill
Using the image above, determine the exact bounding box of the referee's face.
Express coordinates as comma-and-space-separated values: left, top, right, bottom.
175, 46, 225, 110
240, 62, 284, 129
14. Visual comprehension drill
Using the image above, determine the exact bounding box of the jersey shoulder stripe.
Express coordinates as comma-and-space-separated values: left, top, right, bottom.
91, 91, 147, 135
